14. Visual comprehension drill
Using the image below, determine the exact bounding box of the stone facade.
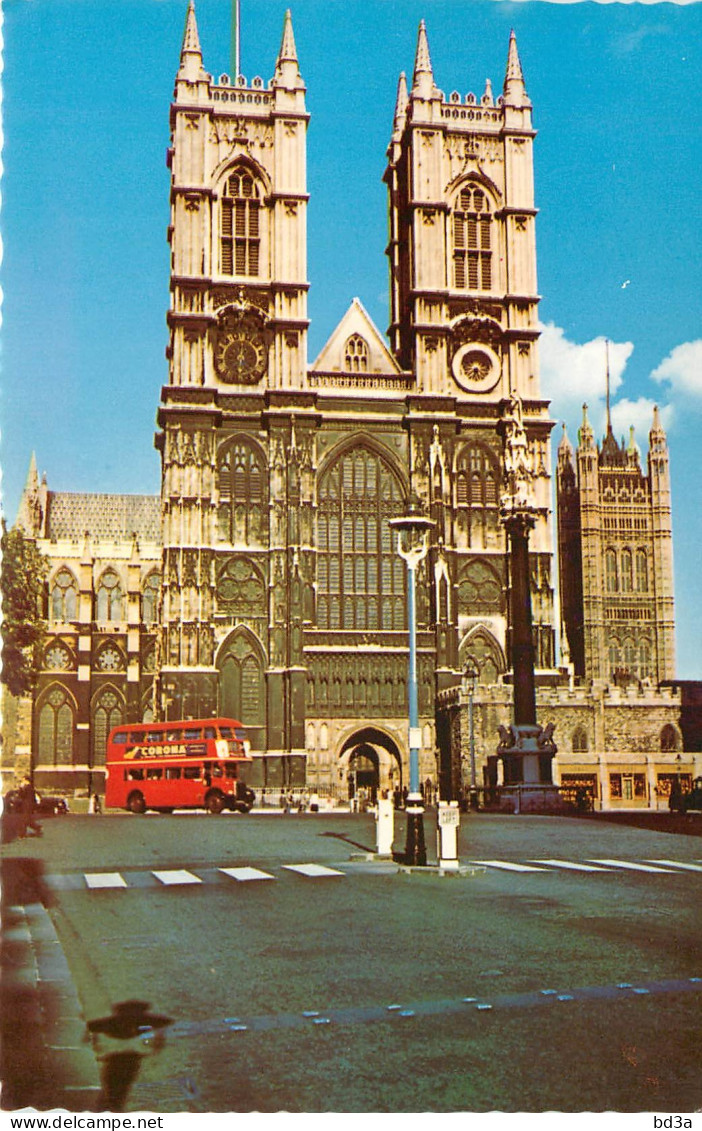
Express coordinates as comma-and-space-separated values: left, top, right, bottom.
3, 4, 695, 806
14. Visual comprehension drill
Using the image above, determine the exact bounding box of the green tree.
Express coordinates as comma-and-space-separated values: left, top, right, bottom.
1, 523, 49, 697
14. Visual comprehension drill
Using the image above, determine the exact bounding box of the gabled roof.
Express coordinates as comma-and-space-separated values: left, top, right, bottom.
310, 297, 403, 376
45, 493, 161, 542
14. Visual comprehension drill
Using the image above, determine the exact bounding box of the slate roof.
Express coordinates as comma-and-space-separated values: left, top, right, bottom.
46, 493, 161, 542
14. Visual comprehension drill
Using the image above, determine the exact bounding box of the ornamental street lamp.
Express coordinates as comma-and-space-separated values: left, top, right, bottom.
462, 661, 479, 809
389, 493, 435, 866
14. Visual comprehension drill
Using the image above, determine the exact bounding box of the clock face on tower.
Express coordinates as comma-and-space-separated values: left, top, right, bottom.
215, 327, 267, 385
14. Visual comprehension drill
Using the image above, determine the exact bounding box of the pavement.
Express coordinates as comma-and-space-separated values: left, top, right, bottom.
2, 808, 702, 1113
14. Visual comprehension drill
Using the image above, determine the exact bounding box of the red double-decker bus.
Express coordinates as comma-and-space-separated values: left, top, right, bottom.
105, 718, 255, 815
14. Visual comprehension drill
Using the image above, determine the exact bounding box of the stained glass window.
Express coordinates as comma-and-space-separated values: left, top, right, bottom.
96, 569, 124, 622
217, 439, 267, 544
38, 686, 74, 766
92, 689, 123, 766
50, 568, 78, 622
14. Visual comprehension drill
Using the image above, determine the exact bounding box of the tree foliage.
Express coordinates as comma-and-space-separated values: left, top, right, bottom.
1, 523, 49, 697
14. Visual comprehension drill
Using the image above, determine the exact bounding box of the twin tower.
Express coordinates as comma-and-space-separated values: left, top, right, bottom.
158, 3, 671, 788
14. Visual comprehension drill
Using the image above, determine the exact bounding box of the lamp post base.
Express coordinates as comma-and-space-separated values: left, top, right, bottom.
401, 801, 427, 866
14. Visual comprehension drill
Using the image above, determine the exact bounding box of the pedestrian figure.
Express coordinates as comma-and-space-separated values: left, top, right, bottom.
17, 777, 42, 837
90, 792, 102, 815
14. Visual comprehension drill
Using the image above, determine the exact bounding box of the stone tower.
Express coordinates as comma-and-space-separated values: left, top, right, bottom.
157, 3, 310, 758
557, 403, 675, 684
384, 24, 556, 682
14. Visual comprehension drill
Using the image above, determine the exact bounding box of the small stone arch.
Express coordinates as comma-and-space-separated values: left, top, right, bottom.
458, 624, 506, 686
337, 726, 404, 800
660, 723, 681, 753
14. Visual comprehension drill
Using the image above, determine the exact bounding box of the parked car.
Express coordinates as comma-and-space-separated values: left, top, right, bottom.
3, 789, 69, 817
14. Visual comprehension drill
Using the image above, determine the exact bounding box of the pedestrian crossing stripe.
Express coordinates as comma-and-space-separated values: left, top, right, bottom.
153, 870, 202, 885
530, 859, 612, 872
84, 873, 128, 889
586, 859, 676, 874
283, 863, 345, 877
220, 867, 275, 882
467, 860, 547, 872
645, 860, 702, 873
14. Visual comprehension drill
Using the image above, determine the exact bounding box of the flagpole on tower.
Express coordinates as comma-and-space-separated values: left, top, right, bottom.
232, 0, 241, 81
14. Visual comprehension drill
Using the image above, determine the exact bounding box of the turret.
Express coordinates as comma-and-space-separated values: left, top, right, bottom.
177, 0, 207, 84
273, 9, 304, 91
411, 20, 439, 101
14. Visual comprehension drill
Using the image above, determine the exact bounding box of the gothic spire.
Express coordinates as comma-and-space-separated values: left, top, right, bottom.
412, 20, 435, 96
274, 9, 303, 88
178, 0, 206, 82
578, 403, 595, 448
277, 8, 298, 65
503, 29, 530, 107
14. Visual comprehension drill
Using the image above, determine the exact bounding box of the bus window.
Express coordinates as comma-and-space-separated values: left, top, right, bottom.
184, 727, 203, 740
224, 762, 239, 779
113, 732, 128, 745
129, 732, 146, 743
126, 767, 144, 781
219, 726, 233, 738
204, 727, 216, 740
147, 730, 162, 742
166, 729, 183, 741
183, 766, 201, 780
165, 767, 181, 780
146, 767, 163, 781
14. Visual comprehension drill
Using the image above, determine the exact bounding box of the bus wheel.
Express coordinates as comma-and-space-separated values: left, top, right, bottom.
127, 791, 146, 814
206, 790, 226, 814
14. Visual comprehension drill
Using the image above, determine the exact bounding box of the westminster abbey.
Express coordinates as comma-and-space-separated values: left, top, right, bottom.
8, 3, 693, 809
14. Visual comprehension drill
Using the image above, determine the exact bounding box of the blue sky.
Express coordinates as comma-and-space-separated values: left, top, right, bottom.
2, 0, 701, 676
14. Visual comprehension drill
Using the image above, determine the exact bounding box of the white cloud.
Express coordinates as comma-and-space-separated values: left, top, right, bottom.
538, 322, 633, 426
651, 340, 702, 398
610, 397, 673, 442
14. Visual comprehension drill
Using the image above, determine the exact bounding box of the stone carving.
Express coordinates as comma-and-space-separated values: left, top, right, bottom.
501, 392, 534, 513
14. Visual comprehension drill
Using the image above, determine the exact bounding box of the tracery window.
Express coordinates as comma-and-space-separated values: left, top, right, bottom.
639, 639, 651, 679
605, 549, 618, 593
621, 549, 633, 593
344, 335, 369, 373
96, 569, 124, 622
452, 182, 493, 291
660, 724, 679, 752
217, 438, 267, 544
623, 636, 636, 672
92, 689, 123, 767
218, 634, 265, 740
455, 445, 499, 509
317, 446, 406, 631
50, 568, 78, 622
636, 549, 648, 592
38, 686, 74, 766
220, 167, 261, 276
608, 636, 620, 675
142, 573, 161, 626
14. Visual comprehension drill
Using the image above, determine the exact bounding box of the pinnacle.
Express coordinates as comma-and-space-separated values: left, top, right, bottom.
503, 28, 529, 106
394, 71, 409, 124
278, 8, 298, 65
181, 0, 202, 57
413, 19, 434, 83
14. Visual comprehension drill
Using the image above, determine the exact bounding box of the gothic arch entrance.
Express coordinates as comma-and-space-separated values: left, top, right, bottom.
338, 727, 403, 803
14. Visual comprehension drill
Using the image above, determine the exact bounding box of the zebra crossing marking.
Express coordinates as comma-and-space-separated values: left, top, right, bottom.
586, 859, 676, 874
529, 859, 613, 873
645, 859, 702, 873
283, 863, 345, 878
220, 867, 275, 882
468, 860, 547, 873
84, 872, 128, 889
153, 869, 202, 886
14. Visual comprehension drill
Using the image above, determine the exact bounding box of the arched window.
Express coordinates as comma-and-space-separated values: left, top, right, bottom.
623, 636, 636, 672
96, 569, 124, 622
317, 446, 406, 631
220, 167, 261, 276
621, 549, 633, 593
452, 182, 493, 291
572, 727, 589, 753
639, 639, 651, 679
50, 568, 78, 622
660, 724, 679, 752
142, 573, 161, 626
455, 444, 499, 510
636, 549, 648, 592
605, 549, 618, 593
217, 438, 267, 545
38, 686, 74, 766
218, 633, 265, 746
344, 335, 369, 372
608, 637, 620, 675
92, 689, 123, 766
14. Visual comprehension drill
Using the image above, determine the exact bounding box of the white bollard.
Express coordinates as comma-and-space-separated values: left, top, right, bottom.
375, 797, 394, 856
437, 801, 460, 870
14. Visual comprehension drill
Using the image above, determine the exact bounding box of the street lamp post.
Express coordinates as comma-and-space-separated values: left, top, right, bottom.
389, 494, 435, 867
463, 662, 479, 809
